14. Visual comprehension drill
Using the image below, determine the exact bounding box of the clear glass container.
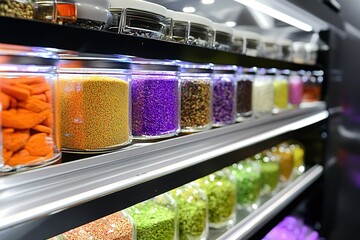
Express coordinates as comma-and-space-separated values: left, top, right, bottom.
53, 211, 135, 240
212, 22, 233, 51
305, 43, 319, 65
292, 42, 307, 64
126, 193, 178, 240
58, 54, 131, 152
289, 71, 304, 108
232, 30, 246, 54
131, 59, 180, 139
0, 44, 61, 174
166, 10, 213, 47
272, 143, 294, 183
254, 151, 280, 197
277, 39, 293, 62
33, 0, 77, 24
242, 30, 261, 57
231, 158, 261, 211
170, 183, 208, 240
260, 36, 278, 59
109, 0, 168, 40
302, 70, 322, 102
180, 62, 212, 133
236, 67, 255, 121
252, 68, 275, 117
212, 65, 237, 126
195, 168, 237, 229
0, 0, 35, 19
273, 69, 290, 113
288, 140, 305, 176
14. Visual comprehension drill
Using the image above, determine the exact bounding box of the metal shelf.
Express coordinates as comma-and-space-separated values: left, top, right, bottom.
0, 104, 328, 239
210, 164, 324, 240
0, 17, 322, 70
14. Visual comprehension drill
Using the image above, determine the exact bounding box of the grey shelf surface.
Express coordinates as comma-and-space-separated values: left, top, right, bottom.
210, 164, 324, 240
0, 104, 328, 238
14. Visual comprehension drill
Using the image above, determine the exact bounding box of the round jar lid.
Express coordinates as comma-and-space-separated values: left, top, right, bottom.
243, 67, 257, 75
277, 39, 292, 46
212, 22, 233, 35
180, 62, 213, 74
261, 36, 277, 44
64, 0, 111, 22
109, 0, 167, 17
166, 10, 212, 27
214, 64, 237, 74
235, 30, 260, 40
132, 59, 179, 72
305, 43, 319, 51
292, 42, 306, 50
59, 54, 131, 70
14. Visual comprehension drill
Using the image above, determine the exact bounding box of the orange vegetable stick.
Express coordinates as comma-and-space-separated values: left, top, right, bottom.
25, 133, 53, 156
13, 76, 46, 85
3, 129, 30, 152
10, 97, 17, 108
0, 92, 10, 109
32, 94, 47, 102
3, 128, 14, 133
1, 85, 30, 100
3, 148, 13, 161
2, 108, 51, 129
45, 90, 52, 103
14, 83, 33, 92
31, 82, 50, 95
17, 97, 50, 113
32, 124, 52, 134
7, 152, 44, 166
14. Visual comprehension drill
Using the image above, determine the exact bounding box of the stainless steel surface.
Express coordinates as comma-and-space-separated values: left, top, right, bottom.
0, 104, 327, 233
214, 164, 324, 240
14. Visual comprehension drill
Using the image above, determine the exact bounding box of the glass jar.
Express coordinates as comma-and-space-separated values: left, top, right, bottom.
212, 22, 233, 51
166, 10, 213, 47
109, 0, 168, 40
34, 1, 77, 24
277, 39, 293, 62
260, 36, 278, 59
272, 143, 294, 183
195, 169, 237, 229
254, 151, 280, 197
232, 30, 246, 54
126, 193, 178, 240
180, 62, 212, 133
252, 68, 274, 117
288, 140, 305, 176
305, 43, 319, 65
302, 70, 322, 102
131, 59, 180, 139
236, 67, 255, 121
273, 69, 289, 113
53, 211, 135, 240
170, 183, 208, 240
0, 44, 61, 174
231, 158, 261, 211
289, 71, 304, 108
292, 42, 306, 64
58, 54, 131, 152
242, 30, 261, 57
212, 65, 237, 126
0, 0, 35, 19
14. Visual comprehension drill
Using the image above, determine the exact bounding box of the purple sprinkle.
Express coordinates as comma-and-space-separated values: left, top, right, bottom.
131, 75, 179, 137
212, 75, 236, 125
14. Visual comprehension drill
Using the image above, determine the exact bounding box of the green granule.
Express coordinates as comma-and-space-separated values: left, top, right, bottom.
127, 201, 175, 240
232, 164, 261, 205
260, 161, 280, 194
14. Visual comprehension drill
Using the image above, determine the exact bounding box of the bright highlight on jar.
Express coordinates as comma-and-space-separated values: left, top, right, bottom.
183, 6, 196, 13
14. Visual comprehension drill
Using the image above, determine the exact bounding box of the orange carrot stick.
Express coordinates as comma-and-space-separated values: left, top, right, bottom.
1, 85, 30, 100
3, 129, 30, 152
9, 97, 17, 108
14, 83, 33, 92
45, 90, 52, 103
32, 94, 47, 102
13, 76, 46, 85
31, 83, 50, 95
25, 133, 53, 156
0, 92, 10, 109
3, 148, 13, 161
17, 97, 50, 113
2, 108, 51, 129
3, 128, 14, 133
32, 124, 52, 134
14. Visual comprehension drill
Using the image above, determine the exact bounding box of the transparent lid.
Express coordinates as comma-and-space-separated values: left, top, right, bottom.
180, 61, 213, 73
277, 39, 293, 47
166, 10, 212, 27
305, 43, 319, 52
62, 0, 111, 22
292, 41, 306, 51
132, 58, 180, 72
232, 29, 245, 39
261, 36, 277, 45
212, 22, 233, 35
237, 30, 261, 41
214, 64, 237, 74
109, 0, 167, 17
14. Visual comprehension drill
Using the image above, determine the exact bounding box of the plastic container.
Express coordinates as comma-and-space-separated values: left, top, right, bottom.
34, 1, 77, 24
0, 44, 61, 174
109, 0, 168, 40
260, 36, 278, 59
277, 39, 293, 62
126, 193, 178, 240
305, 43, 319, 65
292, 42, 306, 64
302, 70, 323, 102
289, 71, 304, 108
273, 69, 290, 113
170, 183, 208, 240
232, 30, 246, 54
53, 211, 135, 240
231, 159, 261, 211
236, 67, 255, 121
131, 59, 180, 139
288, 140, 305, 176
212, 65, 237, 126
272, 143, 294, 183
212, 22, 233, 51
0, 0, 34, 19
254, 151, 280, 197
166, 10, 213, 47
58, 54, 131, 152
242, 30, 261, 57
252, 68, 275, 117
195, 169, 237, 229
180, 62, 212, 133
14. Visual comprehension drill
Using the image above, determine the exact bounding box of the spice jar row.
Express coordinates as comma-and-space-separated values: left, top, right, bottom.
48, 139, 304, 240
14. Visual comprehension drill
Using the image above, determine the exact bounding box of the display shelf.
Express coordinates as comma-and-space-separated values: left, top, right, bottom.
0, 104, 327, 239
0, 17, 322, 70
209, 164, 323, 240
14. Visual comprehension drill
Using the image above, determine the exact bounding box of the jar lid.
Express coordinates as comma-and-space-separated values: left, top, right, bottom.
0, 44, 58, 66
212, 22, 233, 35
180, 62, 213, 74
243, 67, 257, 75
261, 36, 277, 44
292, 41, 306, 50
266, 68, 277, 75
232, 29, 245, 39
109, 0, 167, 17
64, 0, 111, 22
132, 59, 179, 72
166, 10, 212, 27
59, 54, 131, 70
305, 43, 319, 51
277, 39, 292, 46
236, 30, 260, 40
280, 69, 291, 76
214, 65, 237, 74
